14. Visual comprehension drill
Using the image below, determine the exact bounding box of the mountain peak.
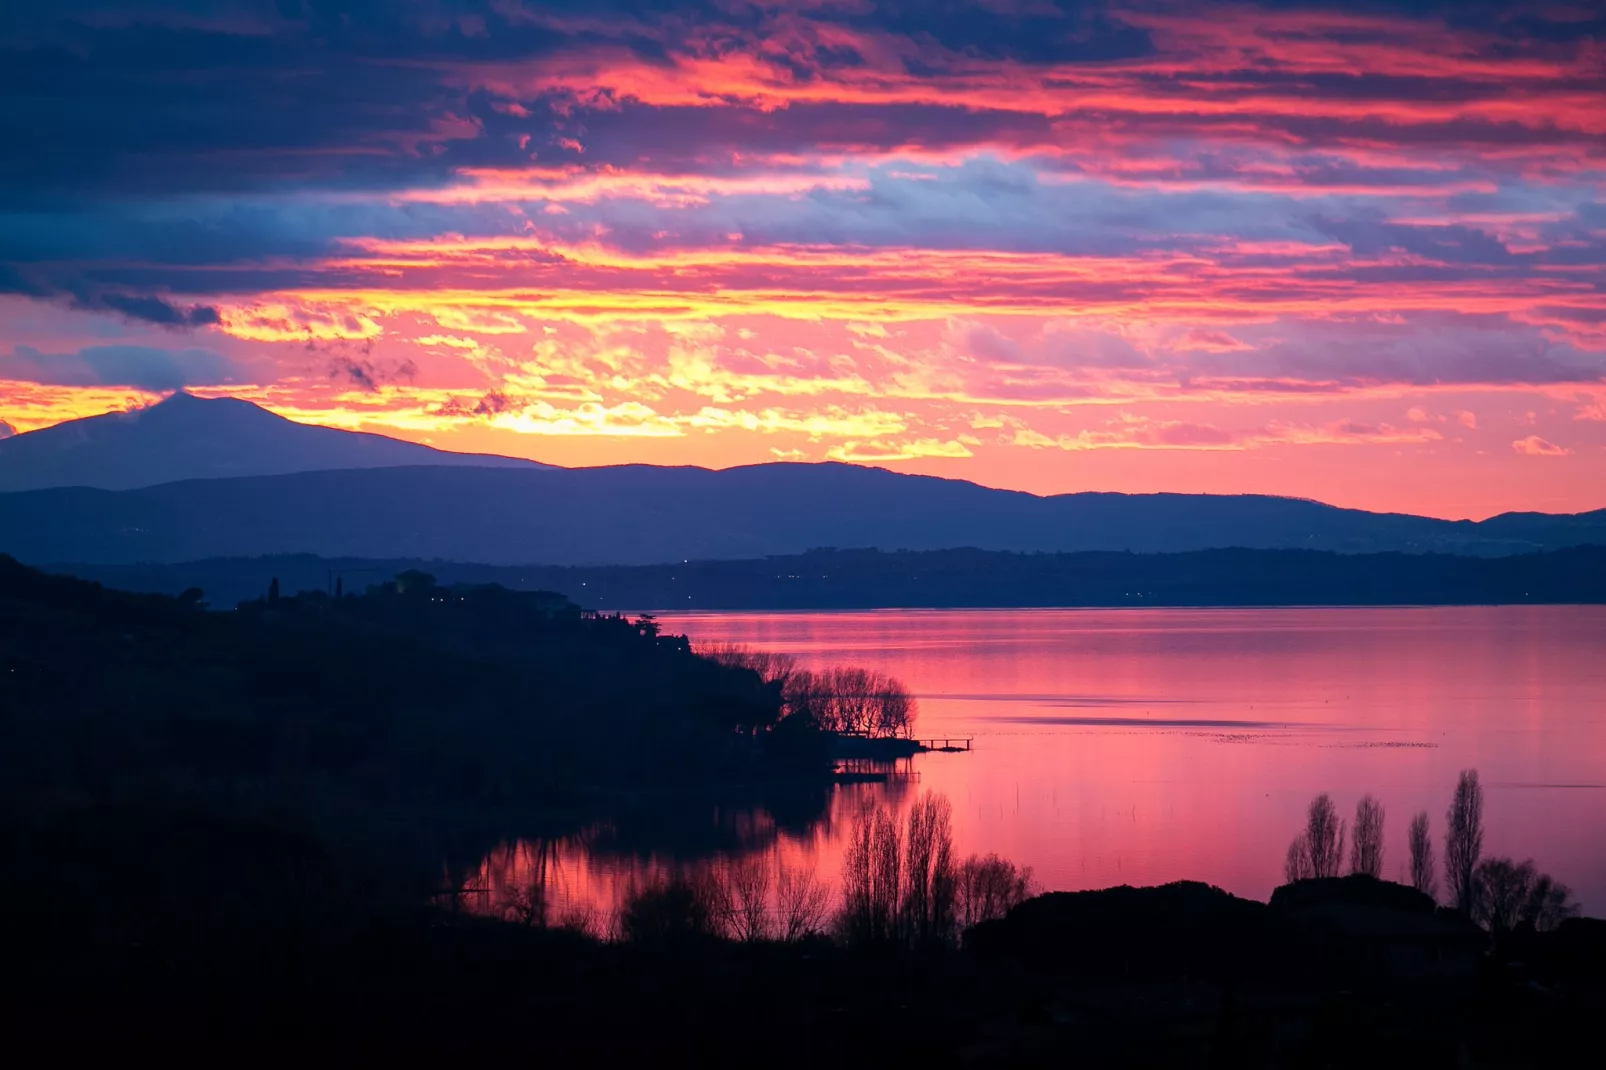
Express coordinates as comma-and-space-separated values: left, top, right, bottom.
145, 391, 272, 415
0, 395, 548, 492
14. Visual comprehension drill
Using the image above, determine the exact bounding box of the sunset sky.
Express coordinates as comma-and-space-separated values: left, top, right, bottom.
2, 0, 1604, 517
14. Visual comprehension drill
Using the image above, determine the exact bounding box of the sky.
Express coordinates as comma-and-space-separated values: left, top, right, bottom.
1, 1, 1604, 518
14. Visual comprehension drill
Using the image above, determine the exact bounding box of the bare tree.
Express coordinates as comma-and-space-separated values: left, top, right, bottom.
506, 879, 549, 927
1284, 834, 1313, 883
701, 643, 798, 691
1473, 857, 1532, 934
1472, 857, 1580, 934
838, 793, 979, 948
955, 854, 1034, 929
1445, 769, 1484, 913
901, 791, 957, 947
838, 801, 903, 945
1350, 794, 1385, 878
1304, 793, 1346, 879
776, 862, 831, 942
787, 667, 917, 738
721, 855, 773, 942
1521, 871, 1580, 932
1408, 810, 1437, 900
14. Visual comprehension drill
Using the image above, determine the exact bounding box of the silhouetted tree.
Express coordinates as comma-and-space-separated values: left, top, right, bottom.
1408, 810, 1437, 900
620, 874, 720, 946
775, 862, 831, 942
1303, 793, 1345, 879
702, 643, 798, 692
786, 666, 916, 737
267, 576, 280, 602
955, 853, 1034, 929
1445, 768, 1484, 913
902, 791, 957, 948
1471, 857, 1580, 934
1284, 835, 1314, 883
334, 576, 343, 598
719, 855, 773, 942
1474, 857, 1530, 935
839, 801, 902, 946
1520, 870, 1581, 931
1350, 794, 1384, 878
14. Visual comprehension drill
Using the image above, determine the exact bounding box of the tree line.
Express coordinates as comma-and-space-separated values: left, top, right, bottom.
1283, 769, 1579, 933
703, 644, 917, 738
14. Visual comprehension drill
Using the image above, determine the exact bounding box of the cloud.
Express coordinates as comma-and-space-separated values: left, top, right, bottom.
1013, 413, 1445, 452
329, 356, 418, 392
433, 390, 522, 418
1511, 435, 1572, 456
0, 344, 241, 390
1, 0, 1604, 518
826, 438, 973, 462
1186, 315, 1606, 388
90, 292, 221, 327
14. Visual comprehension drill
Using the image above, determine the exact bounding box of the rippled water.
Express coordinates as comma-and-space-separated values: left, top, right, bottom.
463, 606, 1606, 922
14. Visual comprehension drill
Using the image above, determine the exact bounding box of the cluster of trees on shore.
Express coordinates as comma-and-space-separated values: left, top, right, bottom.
1283, 769, 1579, 933
703, 644, 917, 738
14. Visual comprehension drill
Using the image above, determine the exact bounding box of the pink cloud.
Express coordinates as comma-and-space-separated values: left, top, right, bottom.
1511, 435, 1572, 456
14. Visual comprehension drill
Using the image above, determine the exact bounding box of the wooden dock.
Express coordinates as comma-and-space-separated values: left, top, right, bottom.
829, 733, 972, 759
916, 738, 972, 752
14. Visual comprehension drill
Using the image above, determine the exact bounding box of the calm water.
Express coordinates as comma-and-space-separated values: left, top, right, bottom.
465, 606, 1606, 921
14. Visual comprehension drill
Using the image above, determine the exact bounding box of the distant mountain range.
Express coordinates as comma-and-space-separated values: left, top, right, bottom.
46, 546, 1606, 610
3, 461, 1604, 566
1, 394, 1602, 566
0, 391, 547, 492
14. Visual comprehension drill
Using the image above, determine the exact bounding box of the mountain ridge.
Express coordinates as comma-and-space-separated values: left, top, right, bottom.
2, 461, 1602, 566
0, 392, 550, 491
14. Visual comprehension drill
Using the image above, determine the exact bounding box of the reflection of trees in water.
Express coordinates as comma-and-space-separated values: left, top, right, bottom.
460, 771, 920, 924
583, 782, 833, 861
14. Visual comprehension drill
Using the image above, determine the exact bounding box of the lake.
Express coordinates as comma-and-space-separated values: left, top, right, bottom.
463, 606, 1606, 924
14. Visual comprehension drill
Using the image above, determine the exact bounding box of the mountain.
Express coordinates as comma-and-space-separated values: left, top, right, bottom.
0, 392, 548, 492
2, 463, 1602, 567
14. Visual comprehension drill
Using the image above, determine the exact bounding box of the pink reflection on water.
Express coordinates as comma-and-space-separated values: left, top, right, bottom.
465, 607, 1606, 918
459, 778, 915, 929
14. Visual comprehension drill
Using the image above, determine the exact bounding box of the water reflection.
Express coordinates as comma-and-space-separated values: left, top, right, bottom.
461, 606, 1606, 916
459, 764, 919, 924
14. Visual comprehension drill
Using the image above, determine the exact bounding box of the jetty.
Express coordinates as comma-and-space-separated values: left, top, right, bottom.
829, 733, 973, 759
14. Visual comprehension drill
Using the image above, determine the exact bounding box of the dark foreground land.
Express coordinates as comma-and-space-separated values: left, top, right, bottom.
2, 557, 1603, 1066
5, 843, 1603, 1067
